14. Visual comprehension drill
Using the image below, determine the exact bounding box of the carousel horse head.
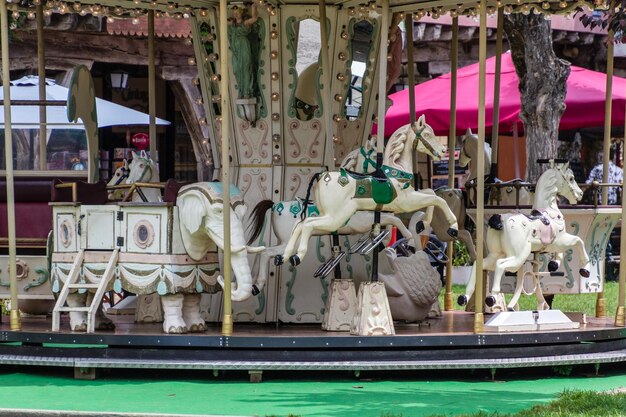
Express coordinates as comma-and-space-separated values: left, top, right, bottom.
385, 115, 446, 173
535, 160, 582, 206
458, 128, 492, 181
107, 159, 130, 201
126, 150, 159, 184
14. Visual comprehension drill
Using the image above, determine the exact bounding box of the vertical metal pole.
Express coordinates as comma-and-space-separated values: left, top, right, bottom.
318, 0, 334, 169
405, 13, 417, 188
36, 4, 47, 171
1, 0, 20, 330
619, 36, 626, 327
371, 0, 390, 283
444, 16, 458, 311
490, 7, 503, 177
598, 31, 614, 319
473, 0, 487, 334
219, 0, 233, 336
148, 10, 157, 164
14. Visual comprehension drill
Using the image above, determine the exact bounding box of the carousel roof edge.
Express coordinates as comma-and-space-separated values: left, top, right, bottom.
5, 0, 598, 15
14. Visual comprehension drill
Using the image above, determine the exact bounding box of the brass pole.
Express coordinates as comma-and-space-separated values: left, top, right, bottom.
490, 7, 503, 175
598, 31, 614, 319
36, 4, 47, 171
444, 16, 458, 311
318, 0, 334, 168
1, 0, 20, 330
473, 0, 487, 334
405, 14, 417, 184
148, 10, 157, 164
219, 0, 233, 336
376, 0, 390, 156
619, 37, 626, 327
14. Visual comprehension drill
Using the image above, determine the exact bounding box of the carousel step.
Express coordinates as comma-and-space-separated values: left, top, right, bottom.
57, 307, 90, 313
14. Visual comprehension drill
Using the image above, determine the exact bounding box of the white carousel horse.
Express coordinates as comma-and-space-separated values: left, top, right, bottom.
340, 136, 377, 174
106, 159, 130, 201
281, 115, 459, 267
247, 198, 417, 292
459, 129, 532, 206
125, 150, 162, 202
458, 161, 591, 309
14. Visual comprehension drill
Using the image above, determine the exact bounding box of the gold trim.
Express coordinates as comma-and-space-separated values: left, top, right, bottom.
52, 251, 219, 264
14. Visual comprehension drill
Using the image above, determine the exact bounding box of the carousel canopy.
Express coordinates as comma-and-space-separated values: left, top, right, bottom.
383, 52, 626, 137
0, 76, 170, 129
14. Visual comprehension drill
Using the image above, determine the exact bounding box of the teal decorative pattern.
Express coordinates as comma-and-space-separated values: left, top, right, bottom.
24, 267, 50, 291
285, 265, 297, 315
343, 236, 354, 280
285, 16, 299, 119
316, 236, 327, 264
256, 19, 268, 119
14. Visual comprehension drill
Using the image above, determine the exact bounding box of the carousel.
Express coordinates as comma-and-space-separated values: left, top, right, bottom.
0, 0, 626, 381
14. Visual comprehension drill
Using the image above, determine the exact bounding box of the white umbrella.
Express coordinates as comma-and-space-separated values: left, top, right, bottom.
0, 75, 170, 129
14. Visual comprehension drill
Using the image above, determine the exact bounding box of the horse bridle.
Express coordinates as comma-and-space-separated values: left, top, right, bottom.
133, 157, 153, 183
112, 167, 130, 186
411, 124, 438, 157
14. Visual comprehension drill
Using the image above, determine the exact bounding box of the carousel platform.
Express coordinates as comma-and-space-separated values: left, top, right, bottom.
1, 312, 625, 380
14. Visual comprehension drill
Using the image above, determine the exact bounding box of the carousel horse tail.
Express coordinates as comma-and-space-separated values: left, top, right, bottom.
247, 200, 275, 245
300, 172, 322, 221
488, 214, 503, 231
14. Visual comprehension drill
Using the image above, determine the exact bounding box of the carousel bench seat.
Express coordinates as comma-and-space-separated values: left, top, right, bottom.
50, 179, 108, 205
0, 177, 84, 248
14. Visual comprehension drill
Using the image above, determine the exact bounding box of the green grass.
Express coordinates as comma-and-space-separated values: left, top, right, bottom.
423, 390, 626, 417
439, 282, 621, 317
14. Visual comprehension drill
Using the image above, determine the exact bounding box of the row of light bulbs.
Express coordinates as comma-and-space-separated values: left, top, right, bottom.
6, 0, 599, 23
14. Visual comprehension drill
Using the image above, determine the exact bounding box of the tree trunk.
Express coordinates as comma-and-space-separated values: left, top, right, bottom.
504, 14, 570, 182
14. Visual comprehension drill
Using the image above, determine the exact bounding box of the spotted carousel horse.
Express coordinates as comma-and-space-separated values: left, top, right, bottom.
247, 198, 416, 292
459, 129, 532, 206
280, 115, 459, 267
107, 159, 130, 201
125, 150, 162, 202
458, 160, 591, 309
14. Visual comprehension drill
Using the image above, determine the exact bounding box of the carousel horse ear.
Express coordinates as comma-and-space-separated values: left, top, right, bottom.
131, 151, 138, 160
465, 127, 473, 136
417, 114, 425, 128
140, 150, 148, 159
563, 161, 569, 170
123, 159, 129, 169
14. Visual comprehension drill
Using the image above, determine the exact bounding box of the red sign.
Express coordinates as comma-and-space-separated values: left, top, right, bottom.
131, 133, 150, 150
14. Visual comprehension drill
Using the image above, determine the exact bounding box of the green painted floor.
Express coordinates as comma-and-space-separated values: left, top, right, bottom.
0, 367, 625, 417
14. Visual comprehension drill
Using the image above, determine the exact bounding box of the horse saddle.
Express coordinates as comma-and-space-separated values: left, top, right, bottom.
525, 209, 550, 226
341, 168, 396, 205
526, 209, 553, 246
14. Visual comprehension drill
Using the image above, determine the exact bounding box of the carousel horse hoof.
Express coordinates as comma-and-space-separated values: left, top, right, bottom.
415, 220, 425, 234
447, 228, 458, 238
485, 296, 496, 308
457, 295, 468, 306
580, 268, 590, 278
548, 261, 559, 272
274, 255, 284, 266
507, 307, 515, 312
252, 285, 260, 296
289, 255, 301, 267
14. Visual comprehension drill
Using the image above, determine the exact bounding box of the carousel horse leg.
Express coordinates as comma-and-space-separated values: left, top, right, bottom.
486, 244, 531, 307
292, 214, 352, 266
459, 252, 500, 306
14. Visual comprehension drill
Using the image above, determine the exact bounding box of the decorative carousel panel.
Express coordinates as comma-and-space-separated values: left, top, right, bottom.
225, 5, 273, 166
281, 6, 338, 165
53, 206, 80, 253
80, 205, 120, 251
122, 209, 169, 254
231, 166, 276, 323
332, 9, 381, 166
0, 256, 53, 300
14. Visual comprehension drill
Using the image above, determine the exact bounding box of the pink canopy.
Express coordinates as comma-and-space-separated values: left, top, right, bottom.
382, 52, 626, 137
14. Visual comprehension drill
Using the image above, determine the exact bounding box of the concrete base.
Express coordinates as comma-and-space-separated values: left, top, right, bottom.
485, 309, 581, 333
351, 282, 395, 336
322, 279, 357, 332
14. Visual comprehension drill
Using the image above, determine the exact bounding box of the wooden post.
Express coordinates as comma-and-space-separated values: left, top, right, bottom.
0, 0, 20, 330
444, 16, 458, 311
405, 13, 417, 185
474, 0, 487, 334
148, 10, 158, 166
376, 0, 389, 158
598, 31, 614, 319
619, 36, 626, 328
36, 3, 47, 171
219, 0, 233, 336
